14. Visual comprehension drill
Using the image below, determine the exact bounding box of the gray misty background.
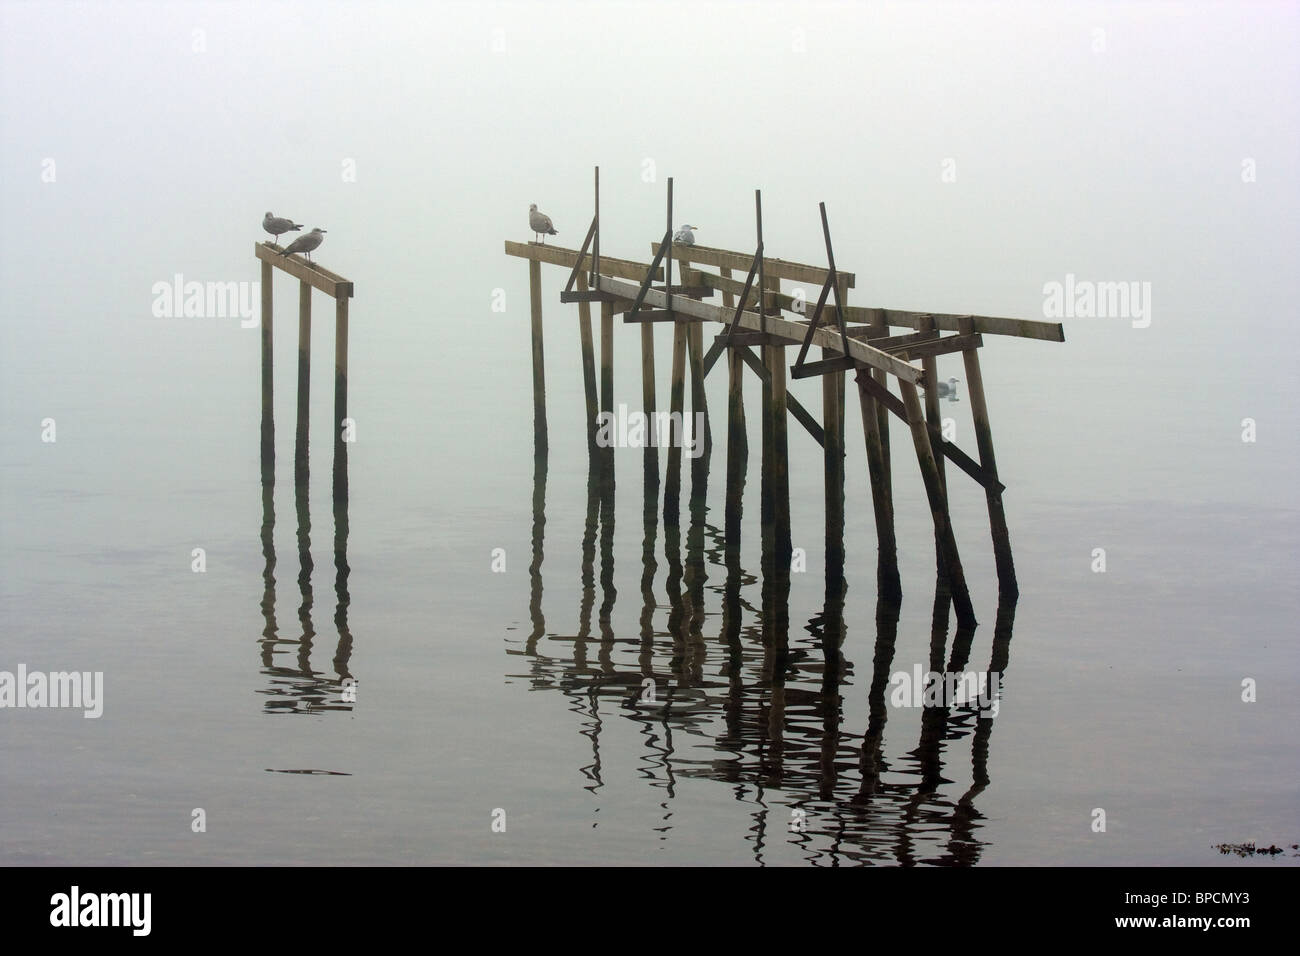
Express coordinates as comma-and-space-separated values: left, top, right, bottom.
0, 1, 1296, 865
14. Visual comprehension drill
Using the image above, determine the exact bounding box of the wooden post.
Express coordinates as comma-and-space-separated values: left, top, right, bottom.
577, 272, 599, 453
529, 259, 547, 457
722, 266, 745, 560
856, 370, 900, 604
899, 380, 976, 626
823, 358, 845, 581
260, 259, 274, 485
640, 307, 659, 491
919, 314, 948, 600
686, 319, 710, 480
333, 295, 349, 502
765, 275, 791, 571
294, 279, 311, 486
960, 317, 1018, 599
600, 298, 614, 420
664, 319, 687, 527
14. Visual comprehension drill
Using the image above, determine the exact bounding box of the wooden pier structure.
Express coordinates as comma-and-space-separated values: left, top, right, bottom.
254, 242, 355, 500
506, 170, 1064, 623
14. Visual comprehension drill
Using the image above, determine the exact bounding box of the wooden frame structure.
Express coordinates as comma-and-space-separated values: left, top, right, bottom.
505, 169, 1064, 622
254, 242, 356, 500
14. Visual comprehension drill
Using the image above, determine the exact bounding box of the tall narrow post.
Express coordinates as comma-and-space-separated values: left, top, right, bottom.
765, 276, 790, 572
899, 380, 976, 626
640, 302, 658, 492
577, 272, 599, 453
856, 371, 900, 604
823, 359, 845, 582
529, 259, 547, 457
919, 315, 948, 600
260, 259, 274, 486
686, 319, 710, 464
960, 318, 1018, 599
600, 299, 614, 420
295, 279, 311, 487
333, 295, 349, 503
664, 319, 687, 527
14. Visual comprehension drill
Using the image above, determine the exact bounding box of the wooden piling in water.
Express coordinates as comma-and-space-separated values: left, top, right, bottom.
600, 299, 614, 420
577, 272, 599, 453
295, 279, 311, 486
260, 259, 274, 485
640, 305, 658, 490
529, 258, 547, 456
664, 319, 687, 526
333, 295, 349, 502
919, 315, 948, 599
899, 379, 976, 626
960, 317, 1018, 599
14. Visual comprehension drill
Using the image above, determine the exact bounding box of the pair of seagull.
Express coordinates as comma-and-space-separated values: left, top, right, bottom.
527, 204, 698, 247
263, 212, 327, 262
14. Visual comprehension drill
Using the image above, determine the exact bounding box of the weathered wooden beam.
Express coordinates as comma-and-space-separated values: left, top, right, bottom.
333, 295, 349, 502
864, 308, 1064, 342
260, 259, 274, 484
886, 332, 983, 361
599, 276, 923, 384
659, 242, 855, 289
529, 259, 547, 455
295, 279, 311, 486
504, 240, 664, 283
899, 380, 976, 627
960, 317, 1018, 599
257, 242, 354, 299
734, 345, 824, 447
577, 272, 599, 451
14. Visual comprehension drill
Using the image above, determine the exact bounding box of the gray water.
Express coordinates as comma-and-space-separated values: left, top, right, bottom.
2, 1, 1297, 866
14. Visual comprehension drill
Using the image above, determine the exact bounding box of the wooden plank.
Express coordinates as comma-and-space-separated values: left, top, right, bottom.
256, 242, 354, 299
889, 332, 982, 361
504, 240, 664, 283
599, 276, 924, 384
659, 242, 855, 288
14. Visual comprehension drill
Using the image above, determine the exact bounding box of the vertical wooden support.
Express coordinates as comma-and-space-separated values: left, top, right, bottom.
260, 259, 274, 485
960, 317, 1018, 599
600, 299, 614, 419
529, 259, 547, 457
899, 380, 976, 626
294, 279, 311, 486
664, 319, 687, 527
722, 266, 745, 557
333, 295, 349, 502
686, 319, 709, 462
577, 273, 599, 453
764, 275, 791, 571
640, 304, 658, 491
823, 358, 845, 579
856, 370, 900, 604
919, 314, 948, 599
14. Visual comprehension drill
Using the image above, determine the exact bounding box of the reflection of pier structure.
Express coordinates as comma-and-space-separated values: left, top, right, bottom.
505, 168, 1065, 619
254, 242, 356, 714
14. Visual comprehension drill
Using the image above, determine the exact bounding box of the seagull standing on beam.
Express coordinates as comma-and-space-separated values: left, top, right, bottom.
673, 224, 698, 245
529, 204, 557, 244
281, 227, 327, 263
263, 211, 303, 246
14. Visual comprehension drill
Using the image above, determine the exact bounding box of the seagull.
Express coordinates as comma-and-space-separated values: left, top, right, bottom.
673, 224, 698, 245
937, 377, 961, 400
529, 204, 557, 244
281, 228, 326, 262
263, 212, 303, 246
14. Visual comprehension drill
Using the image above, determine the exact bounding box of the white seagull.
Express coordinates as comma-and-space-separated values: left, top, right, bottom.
673, 224, 699, 245
281, 227, 326, 262
937, 377, 961, 400
529, 204, 557, 243
263, 212, 303, 245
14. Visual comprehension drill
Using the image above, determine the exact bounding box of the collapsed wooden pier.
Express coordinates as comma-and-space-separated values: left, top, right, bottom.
506, 170, 1064, 623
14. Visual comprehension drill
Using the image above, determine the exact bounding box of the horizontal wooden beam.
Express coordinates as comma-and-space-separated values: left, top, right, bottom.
863, 308, 1064, 342
256, 242, 354, 299
504, 240, 664, 283
600, 276, 923, 384
885, 332, 983, 361
656, 242, 855, 289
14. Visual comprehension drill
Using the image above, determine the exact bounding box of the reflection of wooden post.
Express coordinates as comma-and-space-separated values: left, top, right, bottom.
295, 279, 311, 486
900, 380, 975, 626
260, 259, 274, 484
529, 259, 547, 456
960, 317, 1018, 599
333, 295, 349, 502
577, 273, 598, 453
